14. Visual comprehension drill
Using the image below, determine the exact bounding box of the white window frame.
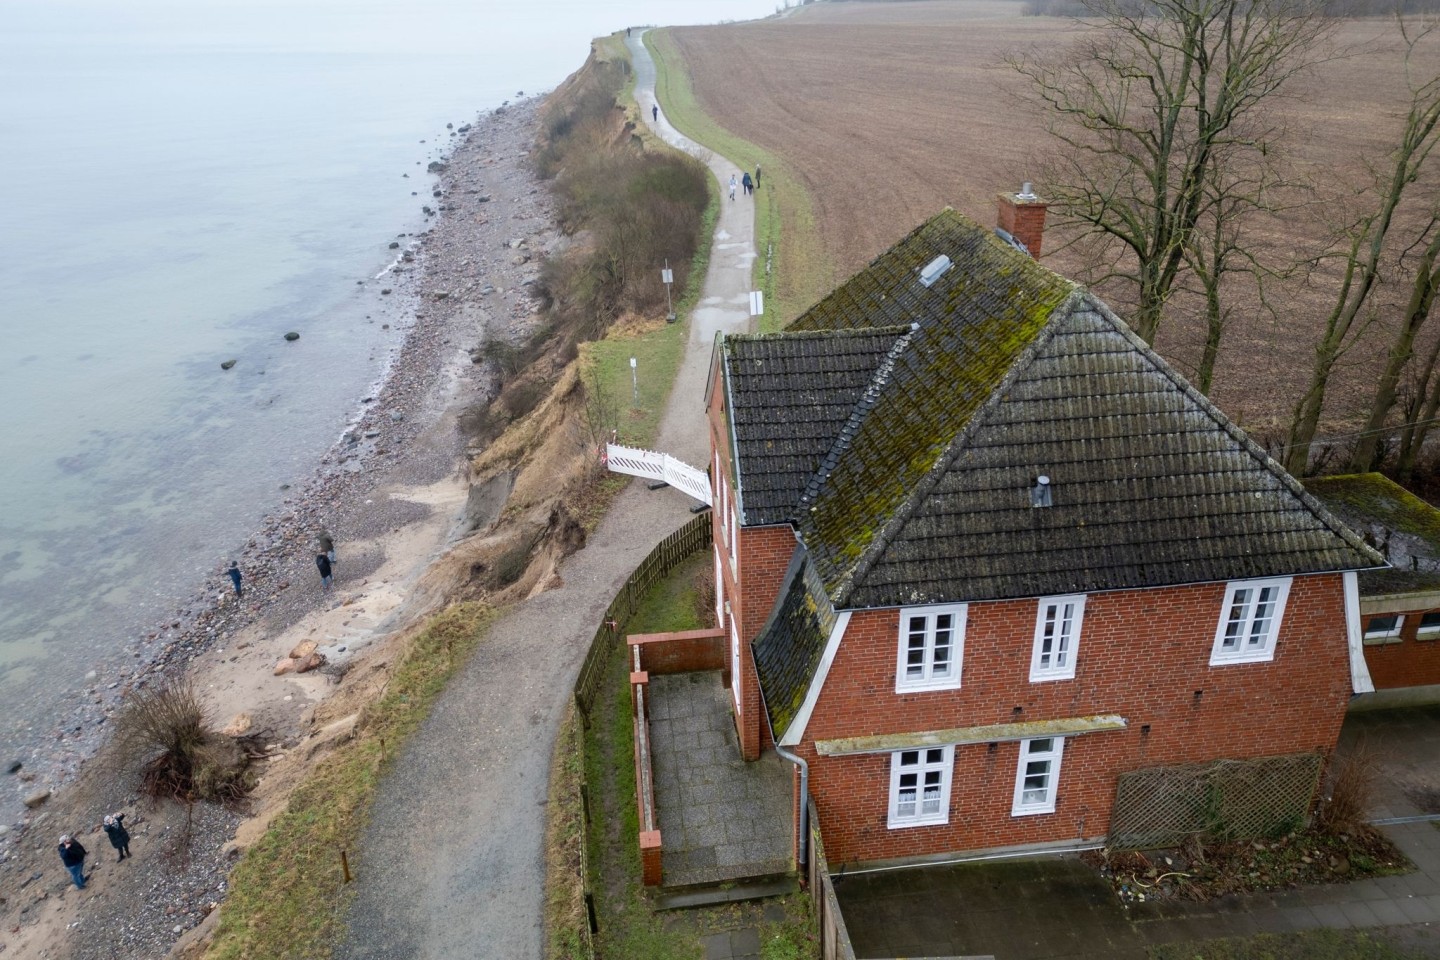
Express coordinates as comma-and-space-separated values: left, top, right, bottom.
895, 604, 966, 692
1029, 594, 1085, 682
1418, 612, 1440, 638
1364, 614, 1404, 645
719, 470, 730, 548
887, 745, 953, 828
729, 504, 739, 569
1210, 577, 1291, 665
1011, 737, 1064, 816
714, 544, 725, 627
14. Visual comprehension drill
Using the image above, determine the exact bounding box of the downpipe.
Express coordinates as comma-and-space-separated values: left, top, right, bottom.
773, 742, 809, 873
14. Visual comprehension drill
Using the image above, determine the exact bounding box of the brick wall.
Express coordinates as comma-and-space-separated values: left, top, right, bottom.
996, 192, 1048, 259
1361, 606, 1440, 688
629, 628, 726, 675
800, 574, 1352, 865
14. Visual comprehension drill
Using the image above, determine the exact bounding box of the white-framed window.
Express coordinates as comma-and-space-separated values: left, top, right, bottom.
895, 605, 966, 692
887, 746, 953, 828
719, 470, 730, 548
1011, 737, 1064, 816
1029, 594, 1085, 682
1364, 614, 1404, 644
714, 544, 725, 627
729, 505, 739, 569
1210, 578, 1291, 665
1418, 612, 1440, 639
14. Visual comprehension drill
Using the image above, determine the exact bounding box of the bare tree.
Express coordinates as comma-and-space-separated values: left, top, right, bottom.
1284, 20, 1440, 474
1012, 0, 1330, 345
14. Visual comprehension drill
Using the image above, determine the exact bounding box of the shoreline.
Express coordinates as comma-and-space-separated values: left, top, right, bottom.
0, 95, 559, 960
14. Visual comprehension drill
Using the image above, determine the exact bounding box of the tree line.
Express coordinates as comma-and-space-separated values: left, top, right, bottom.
1012, 1, 1440, 480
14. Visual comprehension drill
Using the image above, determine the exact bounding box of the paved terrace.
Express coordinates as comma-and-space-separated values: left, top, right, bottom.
649, 671, 793, 887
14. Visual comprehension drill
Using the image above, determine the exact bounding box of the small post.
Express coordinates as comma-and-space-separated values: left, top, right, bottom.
629, 356, 638, 404
379, 737, 386, 763
661, 261, 675, 322
341, 850, 352, 884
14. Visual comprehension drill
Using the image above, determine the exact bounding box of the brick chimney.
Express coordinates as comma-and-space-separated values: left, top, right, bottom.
996, 183, 1048, 260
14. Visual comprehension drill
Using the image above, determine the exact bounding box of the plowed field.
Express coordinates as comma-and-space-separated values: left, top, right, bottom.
666, 1, 1437, 446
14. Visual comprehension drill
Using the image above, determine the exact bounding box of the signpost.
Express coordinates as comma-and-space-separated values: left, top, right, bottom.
630, 356, 638, 404
662, 261, 675, 322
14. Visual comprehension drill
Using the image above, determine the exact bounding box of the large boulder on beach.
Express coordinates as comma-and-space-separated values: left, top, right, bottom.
273, 657, 296, 676
22, 789, 50, 809
427, 160, 447, 173
283, 331, 300, 342
220, 359, 237, 370
289, 640, 317, 660
296, 652, 327, 673
221, 712, 253, 737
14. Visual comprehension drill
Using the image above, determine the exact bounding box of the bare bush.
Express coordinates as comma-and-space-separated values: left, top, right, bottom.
1316, 740, 1380, 832
692, 567, 718, 626
112, 680, 252, 803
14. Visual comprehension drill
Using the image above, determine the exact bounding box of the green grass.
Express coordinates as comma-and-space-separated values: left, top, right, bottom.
1150, 928, 1440, 959
205, 603, 497, 960
576, 552, 818, 958
645, 28, 832, 330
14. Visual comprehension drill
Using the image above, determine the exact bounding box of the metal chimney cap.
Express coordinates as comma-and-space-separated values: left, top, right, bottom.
1017, 182, 1039, 201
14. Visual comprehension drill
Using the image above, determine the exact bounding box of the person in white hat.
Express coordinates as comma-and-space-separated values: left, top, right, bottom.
103, 812, 131, 862
58, 834, 87, 889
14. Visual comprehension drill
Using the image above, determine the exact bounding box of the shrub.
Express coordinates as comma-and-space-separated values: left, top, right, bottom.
1317, 741, 1379, 833
112, 680, 252, 803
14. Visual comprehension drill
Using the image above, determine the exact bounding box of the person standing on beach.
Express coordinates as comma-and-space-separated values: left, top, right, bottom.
318, 531, 336, 567
316, 551, 333, 592
729, 174, 737, 201
103, 813, 131, 862
58, 835, 87, 889
652, 103, 659, 123
227, 562, 243, 598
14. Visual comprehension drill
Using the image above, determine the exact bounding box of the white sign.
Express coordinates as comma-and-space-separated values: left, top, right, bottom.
661, 268, 674, 285
749, 290, 764, 317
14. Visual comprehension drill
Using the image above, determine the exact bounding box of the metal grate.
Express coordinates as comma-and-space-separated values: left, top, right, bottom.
1108, 753, 1323, 851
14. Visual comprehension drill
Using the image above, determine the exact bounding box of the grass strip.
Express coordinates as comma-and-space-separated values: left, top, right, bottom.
1149, 928, 1439, 959
645, 28, 832, 330
205, 602, 497, 960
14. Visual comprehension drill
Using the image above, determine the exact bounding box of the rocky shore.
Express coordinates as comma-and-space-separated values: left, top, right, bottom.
0, 95, 559, 960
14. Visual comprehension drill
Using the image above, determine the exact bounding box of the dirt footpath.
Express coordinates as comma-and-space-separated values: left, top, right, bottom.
335, 34, 758, 960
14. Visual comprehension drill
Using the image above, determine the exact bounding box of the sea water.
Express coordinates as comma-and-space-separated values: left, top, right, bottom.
0, 0, 778, 789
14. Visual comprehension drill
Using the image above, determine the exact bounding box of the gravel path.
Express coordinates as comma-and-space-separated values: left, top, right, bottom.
335, 35, 757, 960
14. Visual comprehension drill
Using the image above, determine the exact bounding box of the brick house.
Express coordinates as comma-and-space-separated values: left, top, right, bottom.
1306, 473, 1440, 707
705, 206, 1384, 869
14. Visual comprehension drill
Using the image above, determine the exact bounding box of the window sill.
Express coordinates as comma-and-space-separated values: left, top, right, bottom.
1208, 650, 1276, 666
1011, 804, 1057, 818
895, 678, 962, 694
1028, 671, 1076, 683
887, 815, 949, 830
1363, 636, 1403, 646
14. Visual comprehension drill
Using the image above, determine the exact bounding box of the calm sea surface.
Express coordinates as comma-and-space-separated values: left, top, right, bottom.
0, 0, 775, 772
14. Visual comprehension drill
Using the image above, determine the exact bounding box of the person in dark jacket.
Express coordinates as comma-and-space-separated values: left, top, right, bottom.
103, 813, 131, 861
58, 834, 87, 889
316, 552, 333, 592
227, 562, 243, 598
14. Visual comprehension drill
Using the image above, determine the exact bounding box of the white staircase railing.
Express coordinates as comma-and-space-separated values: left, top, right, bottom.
605, 443, 712, 506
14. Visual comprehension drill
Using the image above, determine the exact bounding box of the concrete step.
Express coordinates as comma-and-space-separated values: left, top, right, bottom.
653, 874, 799, 910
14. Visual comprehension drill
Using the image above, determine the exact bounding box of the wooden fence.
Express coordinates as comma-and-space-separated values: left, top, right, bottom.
807, 799, 858, 960
573, 513, 712, 721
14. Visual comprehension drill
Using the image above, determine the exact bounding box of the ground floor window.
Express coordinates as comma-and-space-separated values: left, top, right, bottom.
1364, 614, 1404, 643
1011, 737, 1064, 816
888, 746, 953, 828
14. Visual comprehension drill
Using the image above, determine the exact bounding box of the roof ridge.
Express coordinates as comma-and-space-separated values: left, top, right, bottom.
797, 325, 919, 513
1080, 293, 1385, 569
732, 325, 913, 343
832, 291, 1088, 608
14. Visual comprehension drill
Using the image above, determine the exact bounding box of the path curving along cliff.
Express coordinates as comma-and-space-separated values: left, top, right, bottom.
336, 33, 757, 960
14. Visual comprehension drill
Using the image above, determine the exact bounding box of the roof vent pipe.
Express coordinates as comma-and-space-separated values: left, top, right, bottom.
1018, 181, 1038, 201
1031, 474, 1053, 508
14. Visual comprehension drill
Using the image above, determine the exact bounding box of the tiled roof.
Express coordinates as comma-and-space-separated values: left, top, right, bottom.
750, 547, 838, 738
844, 301, 1382, 607
1304, 473, 1440, 596
724, 328, 910, 526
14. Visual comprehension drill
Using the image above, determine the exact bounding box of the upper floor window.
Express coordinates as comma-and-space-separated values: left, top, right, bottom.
895, 605, 966, 692
888, 746, 953, 828
1012, 737, 1064, 816
1418, 612, 1440, 639
1364, 614, 1404, 644
1029, 595, 1085, 682
1210, 578, 1291, 665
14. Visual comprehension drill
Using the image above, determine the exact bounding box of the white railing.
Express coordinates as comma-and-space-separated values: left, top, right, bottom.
605, 443, 712, 506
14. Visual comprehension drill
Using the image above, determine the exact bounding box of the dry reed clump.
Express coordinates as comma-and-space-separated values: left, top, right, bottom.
112, 680, 254, 803
691, 566, 717, 626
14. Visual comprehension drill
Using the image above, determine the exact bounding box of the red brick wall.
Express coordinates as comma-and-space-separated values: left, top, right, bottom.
1362, 608, 1440, 688
801, 574, 1352, 865
629, 629, 726, 675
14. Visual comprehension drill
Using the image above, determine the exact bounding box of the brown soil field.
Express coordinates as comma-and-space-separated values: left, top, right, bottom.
667, 1, 1440, 459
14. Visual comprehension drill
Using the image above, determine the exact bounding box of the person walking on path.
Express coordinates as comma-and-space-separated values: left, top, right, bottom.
754, 164, 762, 188
729, 173, 737, 200
742, 171, 753, 195
652, 103, 658, 123
316, 552, 333, 592
227, 561, 243, 598
103, 813, 131, 862
58, 835, 87, 889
